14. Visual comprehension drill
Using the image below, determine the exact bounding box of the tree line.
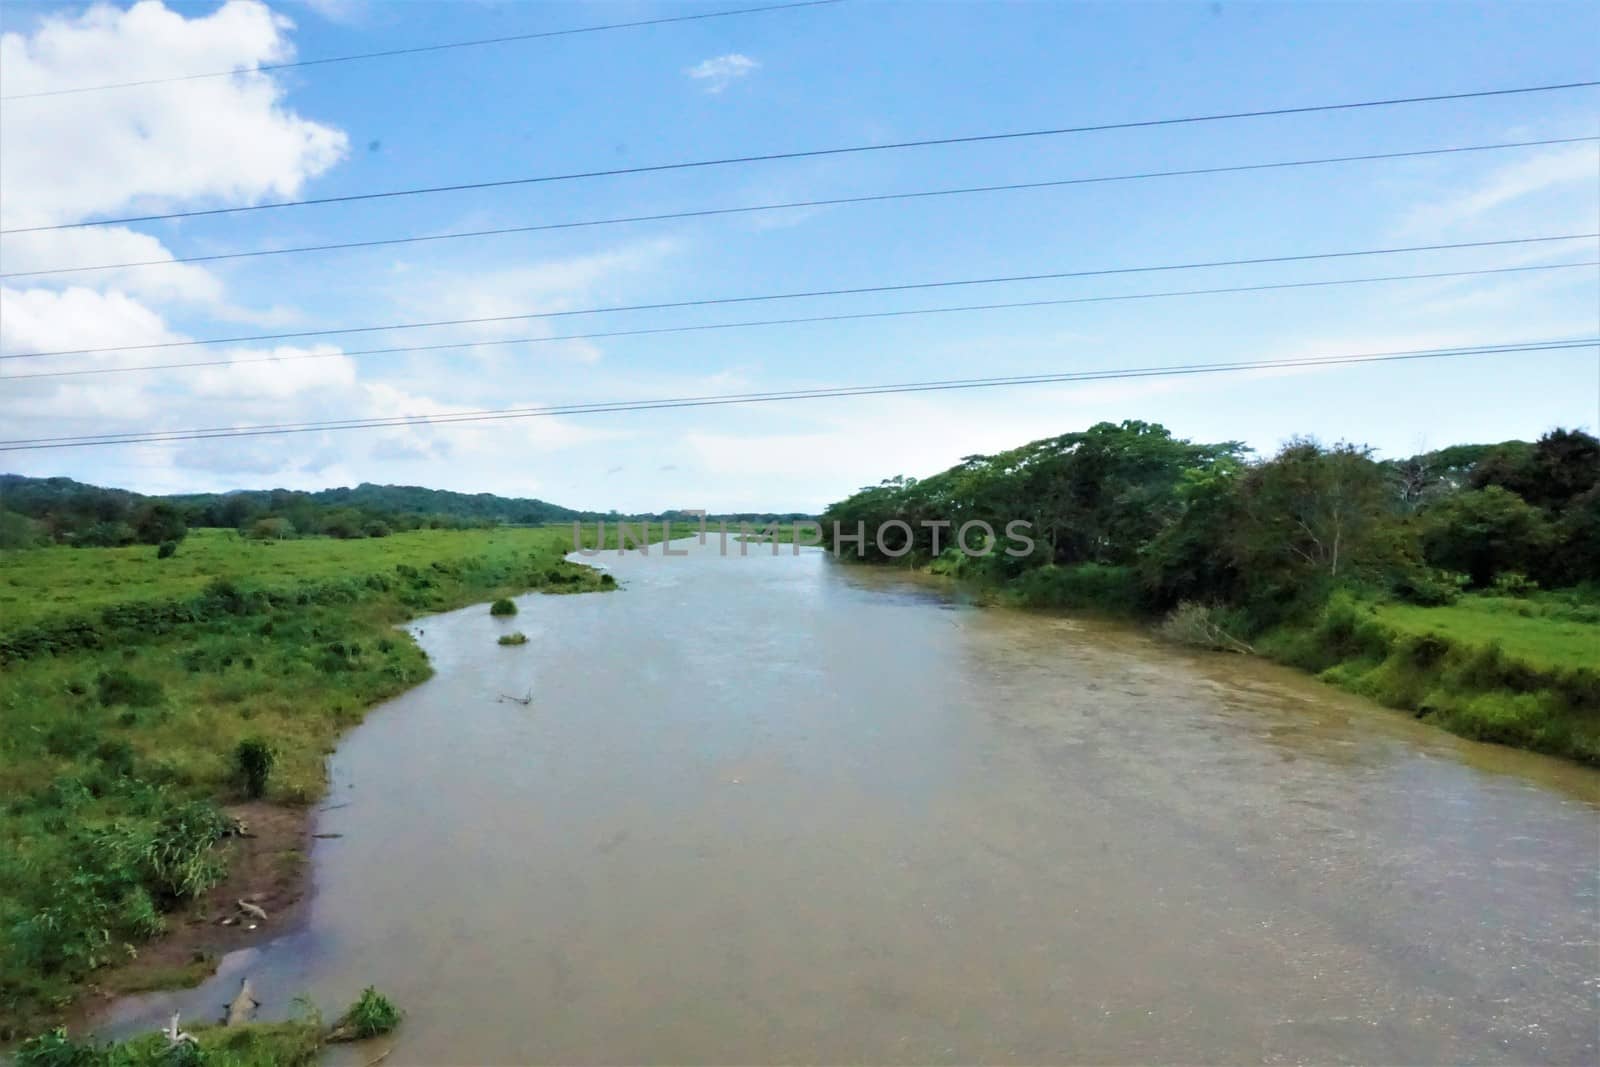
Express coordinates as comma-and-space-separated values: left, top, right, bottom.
0, 476, 823, 550
819, 421, 1599, 627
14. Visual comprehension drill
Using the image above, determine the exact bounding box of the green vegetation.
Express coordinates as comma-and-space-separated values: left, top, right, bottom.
489, 597, 518, 616
326, 986, 402, 1042
232, 739, 275, 800
0, 523, 680, 1036
0, 474, 815, 551
498, 632, 528, 646
13, 986, 399, 1065
822, 422, 1600, 762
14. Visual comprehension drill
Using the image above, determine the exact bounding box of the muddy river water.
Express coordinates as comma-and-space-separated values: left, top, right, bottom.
98, 540, 1599, 1064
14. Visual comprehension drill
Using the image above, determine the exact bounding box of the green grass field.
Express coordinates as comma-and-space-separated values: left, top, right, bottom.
1260, 590, 1600, 764
0, 523, 687, 1037
1375, 594, 1600, 671
0, 524, 661, 629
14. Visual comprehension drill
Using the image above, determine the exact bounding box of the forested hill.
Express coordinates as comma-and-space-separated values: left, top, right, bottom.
183, 482, 588, 526
0, 475, 806, 547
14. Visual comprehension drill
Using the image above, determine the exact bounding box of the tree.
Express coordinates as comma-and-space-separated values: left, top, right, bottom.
1551, 485, 1600, 584
1140, 461, 1245, 606
1419, 486, 1553, 587
131, 501, 187, 545
1471, 428, 1599, 512
247, 516, 294, 540
1231, 439, 1411, 608
0, 509, 46, 548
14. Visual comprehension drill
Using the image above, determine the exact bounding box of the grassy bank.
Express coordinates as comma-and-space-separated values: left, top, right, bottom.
15, 984, 402, 1066
0, 523, 684, 1038
1259, 591, 1600, 762
876, 556, 1599, 765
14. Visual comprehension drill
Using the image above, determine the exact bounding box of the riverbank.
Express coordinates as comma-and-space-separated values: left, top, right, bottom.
853, 556, 1600, 765
0, 524, 684, 1039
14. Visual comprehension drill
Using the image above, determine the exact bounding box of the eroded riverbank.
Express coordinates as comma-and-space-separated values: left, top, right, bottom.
93, 542, 1600, 1064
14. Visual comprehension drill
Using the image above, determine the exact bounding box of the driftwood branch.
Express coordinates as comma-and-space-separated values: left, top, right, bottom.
162, 1012, 196, 1047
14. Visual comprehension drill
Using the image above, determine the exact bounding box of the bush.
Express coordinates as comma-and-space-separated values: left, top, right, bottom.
234, 738, 276, 799
247, 516, 294, 540
1490, 571, 1539, 597
14, 1027, 102, 1066
156, 539, 179, 560
329, 987, 402, 1041
96, 669, 164, 708
497, 632, 528, 646
1007, 563, 1143, 614
1392, 567, 1467, 606
489, 598, 517, 616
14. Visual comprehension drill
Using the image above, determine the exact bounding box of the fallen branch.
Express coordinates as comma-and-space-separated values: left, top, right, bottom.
162, 1012, 196, 1048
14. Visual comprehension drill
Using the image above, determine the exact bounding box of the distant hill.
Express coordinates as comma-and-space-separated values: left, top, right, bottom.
171, 482, 590, 526
0, 474, 812, 548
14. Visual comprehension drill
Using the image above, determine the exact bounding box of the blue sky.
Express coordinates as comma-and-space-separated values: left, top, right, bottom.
1, 0, 1596, 512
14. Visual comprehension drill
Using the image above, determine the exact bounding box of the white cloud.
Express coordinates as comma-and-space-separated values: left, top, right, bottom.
685, 53, 758, 94
0, 0, 348, 230
0, 284, 184, 357
1, 227, 224, 304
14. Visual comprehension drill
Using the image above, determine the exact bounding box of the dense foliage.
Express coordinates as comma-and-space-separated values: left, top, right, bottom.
820, 421, 1600, 759
821, 420, 1599, 613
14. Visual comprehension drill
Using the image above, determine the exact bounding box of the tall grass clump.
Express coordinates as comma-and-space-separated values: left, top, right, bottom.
233, 738, 276, 800
489, 597, 517, 616
327, 986, 403, 1042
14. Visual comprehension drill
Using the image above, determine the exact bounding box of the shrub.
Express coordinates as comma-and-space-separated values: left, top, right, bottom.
498, 632, 528, 646
156, 539, 179, 560
234, 737, 276, 799
1007, 563, 1143, 614
1490, 571, 1539, 597
13, 1027, 102, 1066
140, 801, 231, 903
247, 516, 294, 540
329, 987, 402, 1041
489, 598, 517, 616
1392, 567, 1467, 606
96, 669, 164, 708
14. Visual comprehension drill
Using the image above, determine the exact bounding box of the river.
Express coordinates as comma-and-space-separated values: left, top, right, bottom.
96, 539, 1600, 1064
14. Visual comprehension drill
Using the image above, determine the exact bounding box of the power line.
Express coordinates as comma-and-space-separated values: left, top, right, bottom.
11, 261, 1593, 382
6, 136, 1591, 280
4, 232, 1591, 361
0, 0, 844, 101
6, 80, 1596, 235
3, 339, 1591, 452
